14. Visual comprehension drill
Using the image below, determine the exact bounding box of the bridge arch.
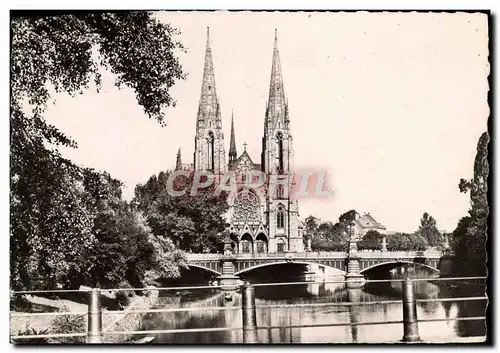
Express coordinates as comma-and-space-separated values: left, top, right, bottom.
186, 264, 222, 277
360, 260, 439, 274
234, 261, 347, 276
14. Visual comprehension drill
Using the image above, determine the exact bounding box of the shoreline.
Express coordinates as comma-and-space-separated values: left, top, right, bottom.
10, 288, 160, 344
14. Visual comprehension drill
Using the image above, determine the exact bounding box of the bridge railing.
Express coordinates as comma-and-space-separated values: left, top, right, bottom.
186, 250, 444, 261
10, 276, 487, 344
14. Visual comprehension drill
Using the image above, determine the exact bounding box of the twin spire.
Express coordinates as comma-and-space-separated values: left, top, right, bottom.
266, 28, 288, 129
197, 27, 286, 162
197, 27, 220, 122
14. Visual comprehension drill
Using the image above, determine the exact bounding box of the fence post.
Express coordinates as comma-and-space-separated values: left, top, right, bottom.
402, 278, 420, 343
241, 281, 257, 343
87, 288, 103, 344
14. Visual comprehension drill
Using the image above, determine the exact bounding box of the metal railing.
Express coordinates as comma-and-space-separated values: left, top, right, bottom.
10, 276, 487, 344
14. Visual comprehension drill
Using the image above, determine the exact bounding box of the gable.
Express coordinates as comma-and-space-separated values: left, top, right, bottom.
229, 150, 259, 173
355, 214, 386, 229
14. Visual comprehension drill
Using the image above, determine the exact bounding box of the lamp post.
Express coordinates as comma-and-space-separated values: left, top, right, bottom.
345, 220, 365, 289
218, 232, 240, 289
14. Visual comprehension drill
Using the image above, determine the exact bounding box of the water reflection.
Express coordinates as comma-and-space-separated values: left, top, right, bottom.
143, 265, 486, 343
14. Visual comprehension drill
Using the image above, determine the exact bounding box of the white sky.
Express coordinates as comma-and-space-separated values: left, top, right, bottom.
43, 11, 489, 233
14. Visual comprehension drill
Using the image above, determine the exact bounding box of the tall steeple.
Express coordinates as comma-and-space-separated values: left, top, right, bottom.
175, 147, 182, 171
198, 27, 218, 116
194, 27, 226, 174
229, 111, 237, 163
266, 29, 288, 130
261, 29, 294, 175
260, 30, 301, 253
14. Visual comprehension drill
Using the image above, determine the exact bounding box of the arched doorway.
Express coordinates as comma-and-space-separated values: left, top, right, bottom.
240, 233, 253, 254
255, 233, 268, 254
276, 238, 286, 253
230, 233, 239, 254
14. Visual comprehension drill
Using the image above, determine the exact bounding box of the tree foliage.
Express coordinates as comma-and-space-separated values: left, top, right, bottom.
10, 11, 186, 290
386, 233, 428, 251
307, 210, 356, 252
358, 230, 383, 250
416, 212, 443, 248
452, 132, 489, 276
134, 171, 230, 253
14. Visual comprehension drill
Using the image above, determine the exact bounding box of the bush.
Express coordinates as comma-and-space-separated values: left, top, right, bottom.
115, 291, 132, 309
310, 236, 345, 251
12, 325, 50, 344
50, 308, 86, 344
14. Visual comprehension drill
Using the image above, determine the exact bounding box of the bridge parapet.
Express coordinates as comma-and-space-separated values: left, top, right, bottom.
357, 250, 442, 259
186, 250, 443, 262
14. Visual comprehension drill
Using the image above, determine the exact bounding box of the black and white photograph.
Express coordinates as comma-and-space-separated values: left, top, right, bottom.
8, 8, 491, 345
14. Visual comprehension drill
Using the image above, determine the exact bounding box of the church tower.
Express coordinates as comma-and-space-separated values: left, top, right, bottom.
261, 30, 294, 175
194, 27, 226, 174
261, 30, 302, 253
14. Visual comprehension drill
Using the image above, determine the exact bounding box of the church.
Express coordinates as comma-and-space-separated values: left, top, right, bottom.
174, 28, 305, 254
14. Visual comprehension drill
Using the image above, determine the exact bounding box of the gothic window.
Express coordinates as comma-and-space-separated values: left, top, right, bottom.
277, 204, 285, 229
276, 184, 285, 199
233, 191, 260, 223
207, 132, 215, 171
276, 132, 284, 172
256, 233, 268, 254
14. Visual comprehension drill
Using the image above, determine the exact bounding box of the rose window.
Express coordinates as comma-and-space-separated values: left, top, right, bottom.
233, 192, 260, 223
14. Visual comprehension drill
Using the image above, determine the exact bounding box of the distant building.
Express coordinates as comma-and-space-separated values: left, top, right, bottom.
353, 212, 387, 237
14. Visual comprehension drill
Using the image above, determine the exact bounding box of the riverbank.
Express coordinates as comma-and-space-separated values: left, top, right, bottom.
103, 288, 159, 343
10, 288, 159, 344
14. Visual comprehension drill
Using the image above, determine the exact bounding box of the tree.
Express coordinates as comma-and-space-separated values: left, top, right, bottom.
134, 171, 229, 253
358, 230, 382, 250
385, 233, 428, 251
307, 210, 357, 252
408, 233, 428, 251
453, 132, 489, 276
417, 212, 443, 248
339, 210, 357, 224
10, 163, 97, 290
10, 11, 186, 290
305, 216, 319, 234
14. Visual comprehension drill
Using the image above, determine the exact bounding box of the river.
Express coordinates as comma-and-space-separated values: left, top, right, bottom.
142, 265, 487, 343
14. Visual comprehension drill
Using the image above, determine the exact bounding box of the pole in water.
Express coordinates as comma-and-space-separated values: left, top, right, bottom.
87, 288, 103, 343
402, 278, 421, 343
241, 281, 258, 343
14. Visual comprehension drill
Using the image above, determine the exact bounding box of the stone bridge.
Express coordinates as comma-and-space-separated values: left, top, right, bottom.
186, 250, 451, 287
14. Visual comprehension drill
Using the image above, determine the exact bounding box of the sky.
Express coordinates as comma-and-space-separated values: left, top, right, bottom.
43, 11, 489, 233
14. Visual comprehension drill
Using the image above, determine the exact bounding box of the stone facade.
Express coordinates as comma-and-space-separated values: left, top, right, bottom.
175, 28, 304, 254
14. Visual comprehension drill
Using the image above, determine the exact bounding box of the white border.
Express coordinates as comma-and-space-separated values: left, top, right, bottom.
2, 1, 497, 352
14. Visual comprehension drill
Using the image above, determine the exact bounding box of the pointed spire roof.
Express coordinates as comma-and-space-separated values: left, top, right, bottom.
197, 27, 219, 122
267, 29, 288, 128
229, 111, 237, 162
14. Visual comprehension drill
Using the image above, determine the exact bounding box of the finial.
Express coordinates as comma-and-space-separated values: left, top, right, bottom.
274, 28, 278, 48
243, 142, 247, 151
206, 26, 211, 49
